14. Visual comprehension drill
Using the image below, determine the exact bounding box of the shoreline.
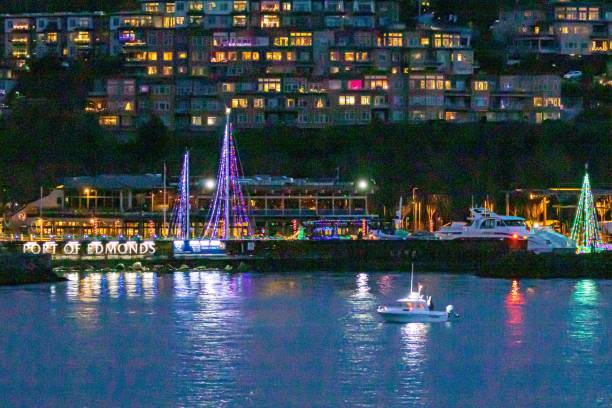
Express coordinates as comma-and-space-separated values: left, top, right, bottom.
1, 240, 610, 286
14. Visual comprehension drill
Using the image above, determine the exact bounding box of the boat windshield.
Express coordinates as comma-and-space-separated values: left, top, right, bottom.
404, 301, 426, 311
503, 220, 526, 227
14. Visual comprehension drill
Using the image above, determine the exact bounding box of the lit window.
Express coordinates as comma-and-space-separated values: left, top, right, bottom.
231, 98, 248, 108
330, 51, 340, 61
286, 51, 295, 61
207, 116, 217, 126
233, 15, 247, 26
46, 32, 58, 43
445, 112, 456, 121
162, 66, 173, 76
274, 37, 289, 46
533, 97, 542, 107
234, 1, 247, 11
149, 52, 158, 61
258, 78, 281, 92
74, 31, 90, 43
338, 95, 355, 105
315, 98, 324, 108
163, 52, 173, 61
261, 15, 280, 28
145, 2, 159, 12
360, 95, 370, 105
178, 51, 187, 59
474, 81, 488, 91
124, 102, 133, 111
282, 2, 292, 11
384, 33, 403, 47
266, 51, 283, 61
147, 66, 158, 75
254, 98, 265, 108
99, 116, 118, 126
192, 116, 202, 126
290, 32, 312, 46
345, 52, 355, 61
222, 83, 235, 92
420, 37, 429, 46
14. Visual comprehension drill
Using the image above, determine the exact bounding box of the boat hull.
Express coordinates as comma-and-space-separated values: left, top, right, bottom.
377, 308, 449, 323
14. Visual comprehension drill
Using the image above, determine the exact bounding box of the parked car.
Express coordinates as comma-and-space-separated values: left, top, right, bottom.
563, 70, 583, 80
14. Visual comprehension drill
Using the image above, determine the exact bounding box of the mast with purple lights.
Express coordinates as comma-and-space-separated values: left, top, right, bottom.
203, 108, 253, 239
170, 150, 190, 239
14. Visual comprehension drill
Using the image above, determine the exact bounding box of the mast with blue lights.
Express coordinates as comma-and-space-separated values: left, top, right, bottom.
170, 150, 190, 239
203, 108, 252, 239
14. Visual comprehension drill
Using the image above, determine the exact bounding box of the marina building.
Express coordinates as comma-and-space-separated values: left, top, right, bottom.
8, 174, 376, 238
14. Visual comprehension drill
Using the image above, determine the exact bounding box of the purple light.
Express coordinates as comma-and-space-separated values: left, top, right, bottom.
170, 150, 191, 239
203, 110, 253, 239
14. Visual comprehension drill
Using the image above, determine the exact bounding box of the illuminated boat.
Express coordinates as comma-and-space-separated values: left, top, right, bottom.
377, 292, 455, 323
435, 207, 574, 253
377, 264, 455, 323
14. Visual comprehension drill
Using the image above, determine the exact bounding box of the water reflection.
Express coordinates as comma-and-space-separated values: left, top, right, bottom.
171, 271, 248, 406
398, 323, 430, 405
339, 273, 383, 403
566, 280, 601, 364
505, 279, 525, 346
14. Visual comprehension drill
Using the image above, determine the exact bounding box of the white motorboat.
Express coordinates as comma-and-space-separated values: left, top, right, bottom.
436, 207, 530, 241
377, 264, 455, 323
435, 207, 575, 253
377, 293, 455, 323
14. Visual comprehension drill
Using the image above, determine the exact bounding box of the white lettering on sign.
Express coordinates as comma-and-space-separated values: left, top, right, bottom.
22, 241, 157, 257
42, 242, 58, 254
23, 242, 41, 254
63, 241, 81, 255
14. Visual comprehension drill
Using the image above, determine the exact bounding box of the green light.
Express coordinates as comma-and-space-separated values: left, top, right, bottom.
570, 170, 603, 254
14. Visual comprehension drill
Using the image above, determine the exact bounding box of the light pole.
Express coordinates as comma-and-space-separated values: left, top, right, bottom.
412, 187, 419, 232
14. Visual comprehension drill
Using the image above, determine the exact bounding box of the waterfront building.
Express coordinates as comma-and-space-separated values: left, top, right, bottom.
492, 1, 611, 57
8, 174, 376, 238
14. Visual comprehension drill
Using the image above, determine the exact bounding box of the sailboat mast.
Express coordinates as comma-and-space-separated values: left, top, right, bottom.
185, 151, 190, 239
224, 108, 231, 240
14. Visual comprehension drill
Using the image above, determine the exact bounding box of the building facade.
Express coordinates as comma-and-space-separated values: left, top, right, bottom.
493, 1, 611, 57
8, 174, 375, 238
3, 0, 565, 128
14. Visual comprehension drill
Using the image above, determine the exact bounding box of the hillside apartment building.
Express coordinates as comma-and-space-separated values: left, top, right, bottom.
1, 0, 569, 132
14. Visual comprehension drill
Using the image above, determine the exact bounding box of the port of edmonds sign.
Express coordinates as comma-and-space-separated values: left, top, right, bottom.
23, 241, 156, 257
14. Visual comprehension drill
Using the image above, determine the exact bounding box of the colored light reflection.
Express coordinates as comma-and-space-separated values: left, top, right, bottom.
505, 279, 525, 346
566, 279, 601, 364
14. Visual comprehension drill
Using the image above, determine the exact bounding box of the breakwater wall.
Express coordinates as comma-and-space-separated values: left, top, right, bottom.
0, 252, 62, 285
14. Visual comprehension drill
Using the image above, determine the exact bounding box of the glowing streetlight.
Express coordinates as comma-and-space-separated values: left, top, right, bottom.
205, 178, 216, 190
357, 179, 369, 191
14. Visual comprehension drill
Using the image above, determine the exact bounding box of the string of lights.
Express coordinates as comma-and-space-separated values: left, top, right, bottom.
570, 169, 603, 254
169, 150, 190, 239
203, 109, 253, 239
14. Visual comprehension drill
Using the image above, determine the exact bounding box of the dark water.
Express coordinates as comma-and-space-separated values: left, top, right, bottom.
0, 272, 610, 407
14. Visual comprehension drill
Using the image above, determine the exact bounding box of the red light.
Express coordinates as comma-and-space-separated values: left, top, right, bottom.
512, 233, 518, 239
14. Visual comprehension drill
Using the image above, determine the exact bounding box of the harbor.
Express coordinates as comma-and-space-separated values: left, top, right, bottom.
0, 111, 610, 284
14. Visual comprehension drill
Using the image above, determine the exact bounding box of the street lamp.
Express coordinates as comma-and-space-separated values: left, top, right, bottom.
357, 179, 369, 191
412, 187, 419, 232
205, 178, 216, 190
84, 188, 90, 209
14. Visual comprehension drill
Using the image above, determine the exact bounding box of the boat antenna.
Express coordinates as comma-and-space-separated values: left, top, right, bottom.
410, 250, 417, 293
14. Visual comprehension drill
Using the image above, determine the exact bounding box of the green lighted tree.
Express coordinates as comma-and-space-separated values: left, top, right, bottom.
570, 167, 603, 254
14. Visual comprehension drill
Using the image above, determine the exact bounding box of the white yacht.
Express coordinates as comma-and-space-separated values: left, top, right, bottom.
377, 264, 455, 323
436, 208, 530, 241
435, 208, 575, 253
